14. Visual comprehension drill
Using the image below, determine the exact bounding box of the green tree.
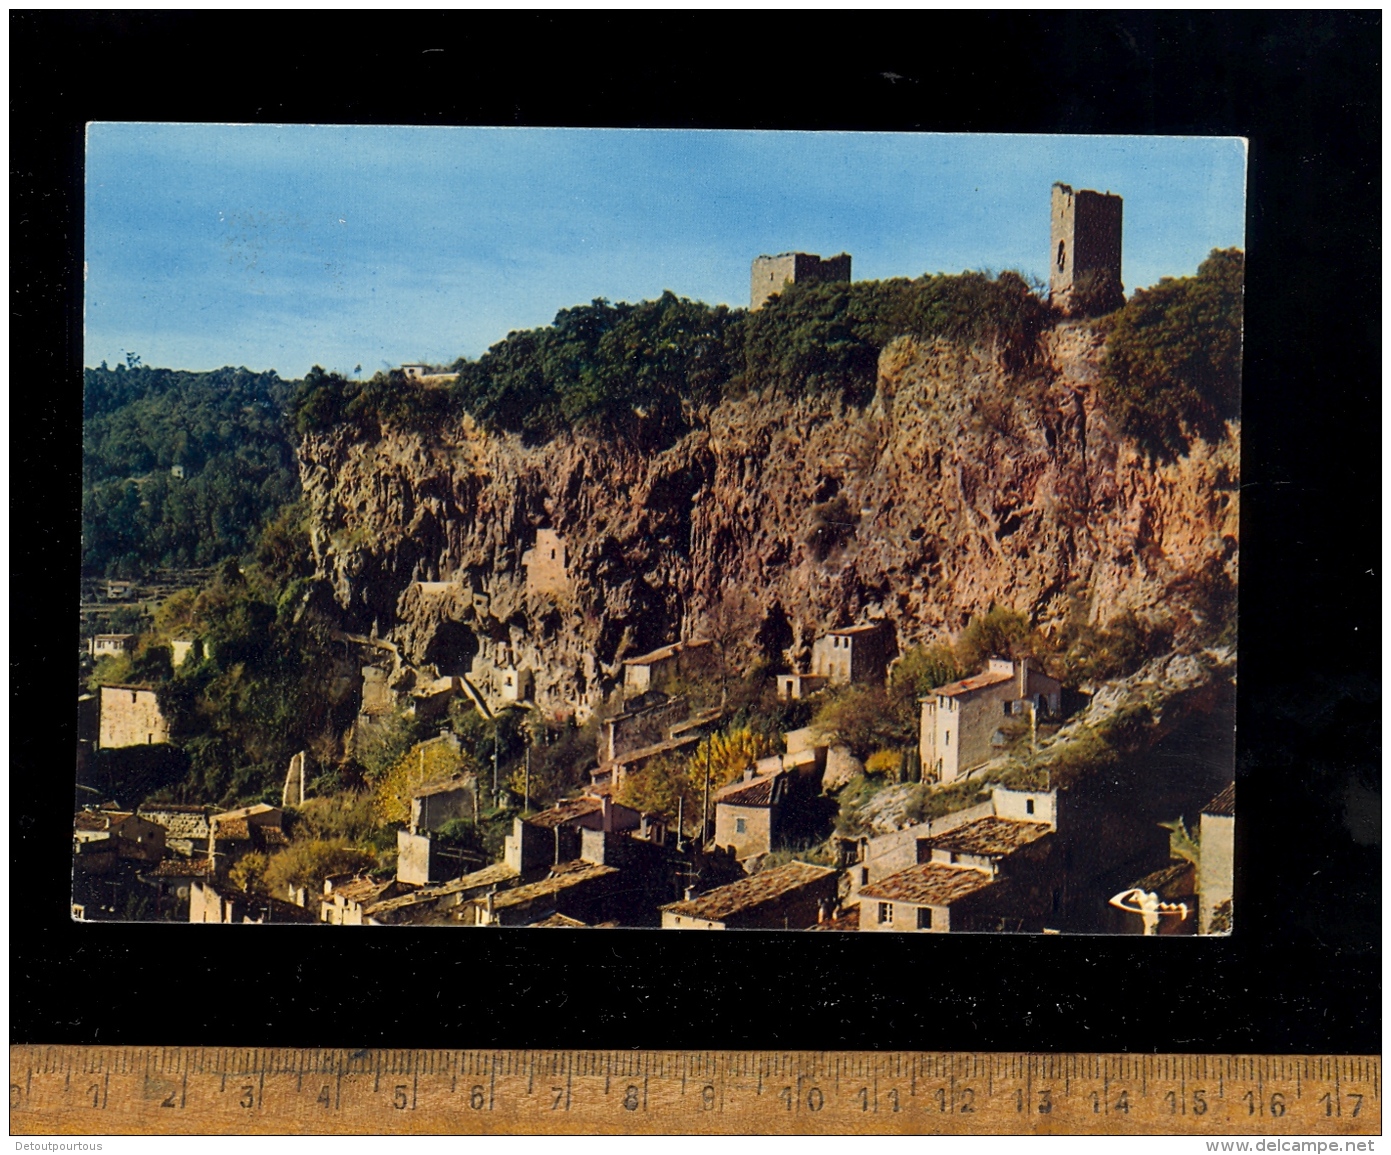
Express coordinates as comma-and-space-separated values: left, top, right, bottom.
955, 607, 1041, 672
1099, 248, 1244, 459
262, 838, 375, 899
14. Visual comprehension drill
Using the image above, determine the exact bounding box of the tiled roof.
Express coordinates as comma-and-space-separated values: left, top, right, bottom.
74, 811, 114, 832
490, 862, 618, 909
661, 862, 836, 922
1131, 860, 1196, 901
925, 816, 1051, 858
413, 775, 474, 799
527, 797, 603, 829
622, 638, 711, 667
928, 669, 1014, 699
859, 863, 995, 906
1202, 782, 1235, 817
362, 863, 519, 917
610, 731, 702, 768
810, 906, 860, 931
715, 775, 779, 807
148, 857, 211, 878
214, 819, 251, 841
329, 877, 395, 906
530, 912, 589, 928
212, 803, 280, 823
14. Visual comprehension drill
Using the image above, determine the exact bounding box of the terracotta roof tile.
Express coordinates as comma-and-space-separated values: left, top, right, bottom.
661, 862, 836, 922
810, 906, 860, 931
490, 862, 618, 909
929, 669, 1015, 698
530, 912, 589, 928
622, 639, 711, 667
527, 797, 603, 829
925, 817, 1051, 857
859, 863, 995, 906
715, 775, 780, 807
149, 858, 211, 878
1202, 782, 1235, 817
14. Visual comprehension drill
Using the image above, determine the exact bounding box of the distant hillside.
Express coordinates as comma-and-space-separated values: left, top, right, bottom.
82, 364, 301, 576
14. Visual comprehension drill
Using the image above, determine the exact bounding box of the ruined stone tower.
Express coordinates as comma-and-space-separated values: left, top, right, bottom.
1049, 183, 1123, 315
751, 251, 852, 309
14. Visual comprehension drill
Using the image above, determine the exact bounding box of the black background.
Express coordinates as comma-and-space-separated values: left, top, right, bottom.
11, 13, 1380, 1052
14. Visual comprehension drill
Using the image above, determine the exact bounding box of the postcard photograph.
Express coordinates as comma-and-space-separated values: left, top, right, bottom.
75, 125, 1244, 936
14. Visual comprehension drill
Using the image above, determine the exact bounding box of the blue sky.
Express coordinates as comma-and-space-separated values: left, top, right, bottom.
85, 125, 1246, 378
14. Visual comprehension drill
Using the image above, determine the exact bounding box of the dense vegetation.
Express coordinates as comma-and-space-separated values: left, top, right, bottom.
83, 364, 300, 576
291, 272, 1054, 446
1099, 248, 1244, 459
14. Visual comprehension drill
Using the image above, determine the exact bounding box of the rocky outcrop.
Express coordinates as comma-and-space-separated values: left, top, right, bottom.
298, 321, 1238, 720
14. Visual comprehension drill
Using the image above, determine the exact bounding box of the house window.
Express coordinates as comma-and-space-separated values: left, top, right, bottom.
1057, 240, 1066, 271
860, 867, 869, 886
1026, 798, 1035, 815
877, 902, 892, 925
735, 818, 746, 834
550, 549, 556, 560
944, 731, 950, 747
917, 907, 934, 930
147, 734, 153, 744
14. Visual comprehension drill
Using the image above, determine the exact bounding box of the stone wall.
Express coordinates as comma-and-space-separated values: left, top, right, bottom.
98, 685, 169, 749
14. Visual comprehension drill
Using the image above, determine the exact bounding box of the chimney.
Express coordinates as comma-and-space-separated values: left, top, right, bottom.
600, 793, 613, 832
684, 886, 696, 901
817, 899, 828, 925
1017, 656, 1030, 698
743, 766, 755, 782
485, 889, 495, 925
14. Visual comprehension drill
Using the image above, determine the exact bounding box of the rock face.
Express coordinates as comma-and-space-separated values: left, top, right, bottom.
298, 322, 1239, 720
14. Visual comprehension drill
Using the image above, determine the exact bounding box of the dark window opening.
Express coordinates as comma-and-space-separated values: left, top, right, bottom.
1026, 798, 1035, 815
917, 907, 934, 930
1056, 240, 1066, 271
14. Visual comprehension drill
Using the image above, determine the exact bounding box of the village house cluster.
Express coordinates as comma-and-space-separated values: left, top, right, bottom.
75, 183, 1232, 935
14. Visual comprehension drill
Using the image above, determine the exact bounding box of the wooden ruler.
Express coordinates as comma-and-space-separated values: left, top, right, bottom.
9, 1048, 1380, 1135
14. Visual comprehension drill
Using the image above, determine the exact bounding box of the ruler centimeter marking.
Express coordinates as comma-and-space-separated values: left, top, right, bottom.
8, 1048, 1380, 1136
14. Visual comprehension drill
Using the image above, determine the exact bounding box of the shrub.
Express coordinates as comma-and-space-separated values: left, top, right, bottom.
1099, 248, 1244, 459
955, 607, 1042, 672
864, 749, 902, 778
262, 838, 375, 899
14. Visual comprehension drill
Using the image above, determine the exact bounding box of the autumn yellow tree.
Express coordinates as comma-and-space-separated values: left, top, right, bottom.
372, 737, 476, 826
262, 838, 375, 899
616, 727, 776, 836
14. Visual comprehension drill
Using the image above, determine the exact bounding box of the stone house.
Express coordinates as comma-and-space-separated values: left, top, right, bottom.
137, 804, 213, 857
521, 528, 570, 597
1198, 782, 1234, 934
852, 786, 1060, 933
713, 772, 788, 861
775, 673, 829, 701
918, 658, 1062, 784
73, 809, 167, 872
810, 622, 892, 686
142, 857, 211, 919
319, 874, 408, 926
91, 633, 137, 659
750, 251, 852, 309
97, 683, 170, 749
467, 860, 624, 927
410, 775, 476, 834
363, 862, 520, 926
189, 879, 318, 924
503, 793, 643, 875
621, 639, 715, 696
105, 580, 136, 601
660, 861, 838, 930
170, 638, 200, 667
206, 804, 287, 878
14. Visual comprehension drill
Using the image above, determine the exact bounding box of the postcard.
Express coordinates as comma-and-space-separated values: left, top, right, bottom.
76, 126, 1244, 935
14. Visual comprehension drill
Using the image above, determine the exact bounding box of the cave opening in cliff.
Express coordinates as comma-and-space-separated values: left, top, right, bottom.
424, 621, 480, 678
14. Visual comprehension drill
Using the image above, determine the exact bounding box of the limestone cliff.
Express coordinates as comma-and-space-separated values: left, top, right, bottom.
297, 321, 1238, 719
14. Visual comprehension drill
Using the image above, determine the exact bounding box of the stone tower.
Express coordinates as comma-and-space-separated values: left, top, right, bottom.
751, 251, 852, 310
1049, 183, 1123, 315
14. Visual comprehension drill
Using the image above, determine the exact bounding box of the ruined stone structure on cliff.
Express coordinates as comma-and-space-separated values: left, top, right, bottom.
750, 251, 852, 309
1049, 183, 1123, 315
